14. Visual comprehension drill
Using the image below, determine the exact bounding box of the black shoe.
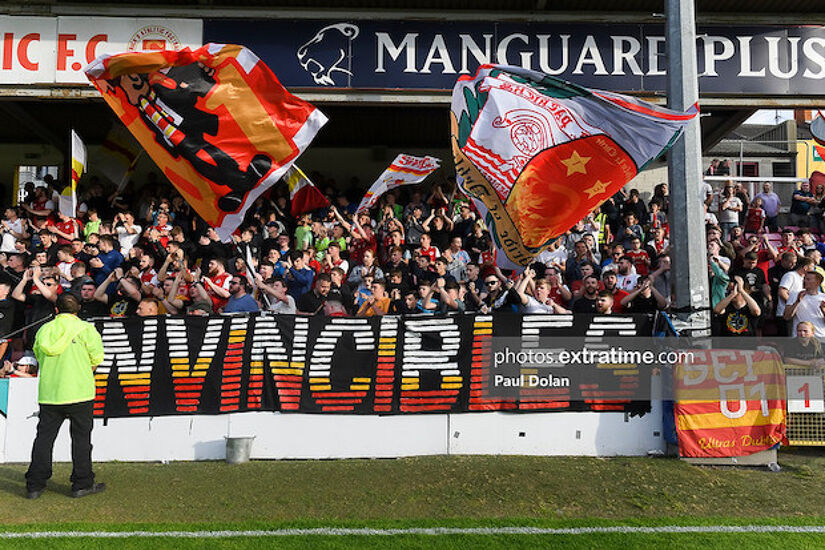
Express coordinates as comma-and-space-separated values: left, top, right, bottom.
71, 482, 105, 498
25, 489, 44, 499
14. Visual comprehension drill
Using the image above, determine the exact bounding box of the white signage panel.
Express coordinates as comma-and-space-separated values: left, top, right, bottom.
55, 17, 203, 84
787, 375, 825, 413
0, 16, 202, 85
0, 17, 57, 84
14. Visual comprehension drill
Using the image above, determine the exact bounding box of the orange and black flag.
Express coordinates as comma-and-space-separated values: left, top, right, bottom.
451, 64, 697, 269
85, 43, 327, 240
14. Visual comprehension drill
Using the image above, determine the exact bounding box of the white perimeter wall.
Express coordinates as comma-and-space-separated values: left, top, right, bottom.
0, 378, 665, 462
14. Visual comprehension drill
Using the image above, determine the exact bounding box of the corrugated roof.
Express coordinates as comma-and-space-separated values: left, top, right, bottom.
22, 0, 825, 13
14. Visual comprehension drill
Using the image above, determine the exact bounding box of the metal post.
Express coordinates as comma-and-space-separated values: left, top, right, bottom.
666, 0, 710, 334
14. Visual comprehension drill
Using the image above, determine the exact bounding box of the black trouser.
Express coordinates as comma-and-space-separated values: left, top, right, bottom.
25, 400, 95, 492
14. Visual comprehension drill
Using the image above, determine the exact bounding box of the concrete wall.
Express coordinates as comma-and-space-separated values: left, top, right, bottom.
0, 377, 665, 462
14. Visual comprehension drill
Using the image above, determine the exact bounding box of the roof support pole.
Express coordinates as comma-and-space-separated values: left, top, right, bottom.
666, 0, 710, 334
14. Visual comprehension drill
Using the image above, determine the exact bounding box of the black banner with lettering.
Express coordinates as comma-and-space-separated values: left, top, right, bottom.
91, 313, 652, 418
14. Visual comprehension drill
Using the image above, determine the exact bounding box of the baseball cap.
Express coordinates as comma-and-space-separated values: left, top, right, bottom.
18, 355, 37, 367
186, 300, 213, 314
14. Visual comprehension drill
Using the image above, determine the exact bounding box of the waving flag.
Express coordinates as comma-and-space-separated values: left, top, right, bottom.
356, 154, 441, 214
451, 65, 697, 268
60, 130, 86, 217
97, 124, 142, 190
283, 164, 330, 217
85, 43, 327, 240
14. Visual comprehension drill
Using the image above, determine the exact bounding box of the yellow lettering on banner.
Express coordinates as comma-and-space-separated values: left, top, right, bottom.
378, 344, 395, 350
379, 338, 397, 344
270, 361, 289, 368
401, 384, 420, 390
171, 364, 191, 371
402, 378, 420, 384
614, 369, 640, 375
443, 376, 463, 382
350, 384, 370, 391
95, 381, 108, 387
441, 383, 463, 389
228, 337, 245, 343
352, 378, 371, 383
311, 377, 330, 384
196, 357, 212, 364
250, 361, 263, 368
229, 330, 246, 336
273, 368, 302, 375
118, 379, 152, 386
170, 358, 188, 364
118, 373, 151, 380
311, 385, 332, 391
475, 322, 493, 328
378, 351, 395, 356
473, 329, 492, 335
250, 368, 263, 375
289, 362, 305, 369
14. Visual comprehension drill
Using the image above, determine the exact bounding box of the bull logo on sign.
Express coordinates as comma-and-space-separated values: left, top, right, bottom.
297, 23, 359, 86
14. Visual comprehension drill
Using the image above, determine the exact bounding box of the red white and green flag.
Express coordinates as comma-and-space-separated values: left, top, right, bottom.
356, 154, 441, 215
451, 64, 698, 268
283, 164, 330, 217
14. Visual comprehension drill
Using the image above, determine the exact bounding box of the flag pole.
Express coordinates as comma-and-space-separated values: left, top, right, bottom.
666, 0, 710, 336
70, 129, 77, 219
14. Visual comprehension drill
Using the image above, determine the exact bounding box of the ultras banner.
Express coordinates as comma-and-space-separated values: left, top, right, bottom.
91, 312, 652, 418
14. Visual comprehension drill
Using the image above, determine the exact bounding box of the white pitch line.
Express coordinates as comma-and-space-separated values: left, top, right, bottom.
1, 525, 825, 538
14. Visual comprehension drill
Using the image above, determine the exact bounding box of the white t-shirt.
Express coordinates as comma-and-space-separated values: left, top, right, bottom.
788, 291, 825, 337
718, 196, 742, 224
701, 182, 714, 203
115, 224, 142, 255
536, 247, 567, 269
616, 272, 639, 291
521, 296, 557, 314
0, 218, 22, 252
777, 271, 804, 316
268, 295, 296, 315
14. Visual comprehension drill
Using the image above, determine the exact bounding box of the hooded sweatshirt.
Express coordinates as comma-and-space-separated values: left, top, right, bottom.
33, 313, 104, 405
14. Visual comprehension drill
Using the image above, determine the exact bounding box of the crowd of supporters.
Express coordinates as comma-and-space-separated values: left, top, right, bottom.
1, 160, 824, 370
0, 171, 675, 367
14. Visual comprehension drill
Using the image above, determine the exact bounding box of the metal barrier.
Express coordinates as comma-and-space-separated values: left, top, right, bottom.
785, 365, 825, 446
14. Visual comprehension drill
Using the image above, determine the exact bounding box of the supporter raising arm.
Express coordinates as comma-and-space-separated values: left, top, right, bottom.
153, 270, 186, 315
12, 266, 58, 303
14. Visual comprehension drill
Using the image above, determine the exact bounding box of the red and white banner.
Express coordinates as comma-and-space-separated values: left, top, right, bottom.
356, 154, 441, 214
0, 16, 201, 84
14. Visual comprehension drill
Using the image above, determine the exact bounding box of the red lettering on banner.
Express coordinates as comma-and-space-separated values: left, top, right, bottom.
86, 34, 107, 63
17, 33, 39, 71
57, 34, 76, 71
2, 33, 12, 70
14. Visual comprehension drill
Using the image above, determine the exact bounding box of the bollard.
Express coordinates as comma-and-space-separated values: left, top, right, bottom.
225, 436, 255, 464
